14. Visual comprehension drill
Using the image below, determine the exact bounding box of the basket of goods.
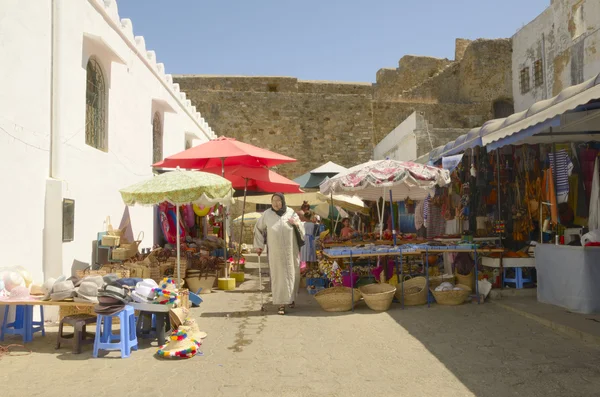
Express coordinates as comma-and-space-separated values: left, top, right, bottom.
397, 276, 427, 306
314, 286, 362, 312
359, 283, 396, 311
430, 282, 471, 306
428, 274, 455, 289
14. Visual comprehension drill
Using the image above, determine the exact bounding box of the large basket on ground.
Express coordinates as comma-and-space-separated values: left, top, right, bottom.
359, 283, 396, 311
428, 274, 455, 289
314, 286, 361, 312
397, 276, 427, 306
430, 284, 471, 306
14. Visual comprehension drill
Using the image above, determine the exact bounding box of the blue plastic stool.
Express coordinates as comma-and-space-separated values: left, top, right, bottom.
93, 306, 138, 358
503, 268, 533, 289
1, 305, 45, 343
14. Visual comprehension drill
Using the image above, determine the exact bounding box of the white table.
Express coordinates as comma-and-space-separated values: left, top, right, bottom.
482, 257, 535, 268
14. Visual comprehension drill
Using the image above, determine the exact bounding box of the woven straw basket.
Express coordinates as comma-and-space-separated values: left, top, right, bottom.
429, 274, 455, 289
359, 283, 396, 312
314, 287, 361, 312
430, 284, 472, 306
397, 276, 427, 306
455, 270, 475, 290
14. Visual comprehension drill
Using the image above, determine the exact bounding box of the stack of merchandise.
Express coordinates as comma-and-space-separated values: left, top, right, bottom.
157, 307, 207, 359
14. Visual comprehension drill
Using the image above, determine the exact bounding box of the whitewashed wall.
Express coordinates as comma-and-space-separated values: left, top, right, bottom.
374, 112, 418, 161
0, 0, 216, 286
512, 0, 600, 111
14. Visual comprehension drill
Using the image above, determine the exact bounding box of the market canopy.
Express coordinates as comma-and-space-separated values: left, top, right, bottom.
241, 191, 369, 214
310, 161, 347, 174
434, 128, 483, 161
482, 73, 600, 151
320, 159, 450, 201
293, 161, 348, 189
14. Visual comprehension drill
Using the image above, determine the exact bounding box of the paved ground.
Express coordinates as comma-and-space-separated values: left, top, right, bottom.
1, 266, 600, 397
494, 296, 600, 345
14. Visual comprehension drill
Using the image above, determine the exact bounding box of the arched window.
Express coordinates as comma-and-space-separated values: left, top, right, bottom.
152, 112, 163, 164
493, 98, 514, 119
85, 58, 107, 151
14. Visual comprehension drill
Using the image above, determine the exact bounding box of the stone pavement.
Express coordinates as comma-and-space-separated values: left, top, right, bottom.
1, 270, 600, 397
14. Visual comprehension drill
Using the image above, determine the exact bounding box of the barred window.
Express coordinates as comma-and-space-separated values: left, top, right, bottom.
85, 58, 107, 151
519, 67, 531, 94
533, 60, 544, 87
152, 112, 163, 164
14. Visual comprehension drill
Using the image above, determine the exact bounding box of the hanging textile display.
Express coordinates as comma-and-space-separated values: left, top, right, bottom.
547, 149, 573, 204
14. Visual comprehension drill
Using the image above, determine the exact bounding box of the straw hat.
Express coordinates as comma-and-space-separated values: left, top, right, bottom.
29, 284, 45, 297
169, 308, 187, 328
180, 318, 207, 340
156, 330, 201, 359
159, 278, 178, 292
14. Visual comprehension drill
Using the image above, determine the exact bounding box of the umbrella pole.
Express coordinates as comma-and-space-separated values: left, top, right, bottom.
389, 189, 396, 246
330, 192, 334, 236
176, 204, 181, 287
237, 178, 249, 265
221, 158, 228, 278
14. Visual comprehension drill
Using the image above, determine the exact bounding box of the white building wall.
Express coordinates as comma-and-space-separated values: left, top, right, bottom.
512, 0, 600, 112
0, 0, 216, 286
374, 112, 418, 161
0, 2, 52, 285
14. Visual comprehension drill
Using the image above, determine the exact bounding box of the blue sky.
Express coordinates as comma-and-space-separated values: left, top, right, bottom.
118, 0, 550, 82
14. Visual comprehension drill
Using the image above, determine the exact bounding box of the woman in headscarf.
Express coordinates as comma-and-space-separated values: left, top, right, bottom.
254, 193, 304, 315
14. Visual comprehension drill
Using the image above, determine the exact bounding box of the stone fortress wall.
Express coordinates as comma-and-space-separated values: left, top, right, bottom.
175, 38, 514, 178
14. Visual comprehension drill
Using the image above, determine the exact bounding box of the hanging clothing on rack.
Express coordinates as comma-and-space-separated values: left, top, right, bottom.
542, 168, 559, 224
547, 149, 573, 204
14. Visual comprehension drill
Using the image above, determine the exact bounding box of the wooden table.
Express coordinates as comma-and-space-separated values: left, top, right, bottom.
0, 299, 94, 307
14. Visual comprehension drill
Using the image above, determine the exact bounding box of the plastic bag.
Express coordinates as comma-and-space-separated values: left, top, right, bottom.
581, 229, 600, 246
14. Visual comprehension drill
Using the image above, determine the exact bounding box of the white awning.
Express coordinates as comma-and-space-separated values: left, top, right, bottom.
482, 73, 600, 150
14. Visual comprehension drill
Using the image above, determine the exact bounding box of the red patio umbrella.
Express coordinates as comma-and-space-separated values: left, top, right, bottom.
203, 165, 302, 194
153, 136, 296, 172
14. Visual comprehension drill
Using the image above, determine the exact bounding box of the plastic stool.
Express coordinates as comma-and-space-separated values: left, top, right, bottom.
56, 314, 97, 354
503, 268, 533, 289
93, 306, 138, 358
1, 305, 45, 343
